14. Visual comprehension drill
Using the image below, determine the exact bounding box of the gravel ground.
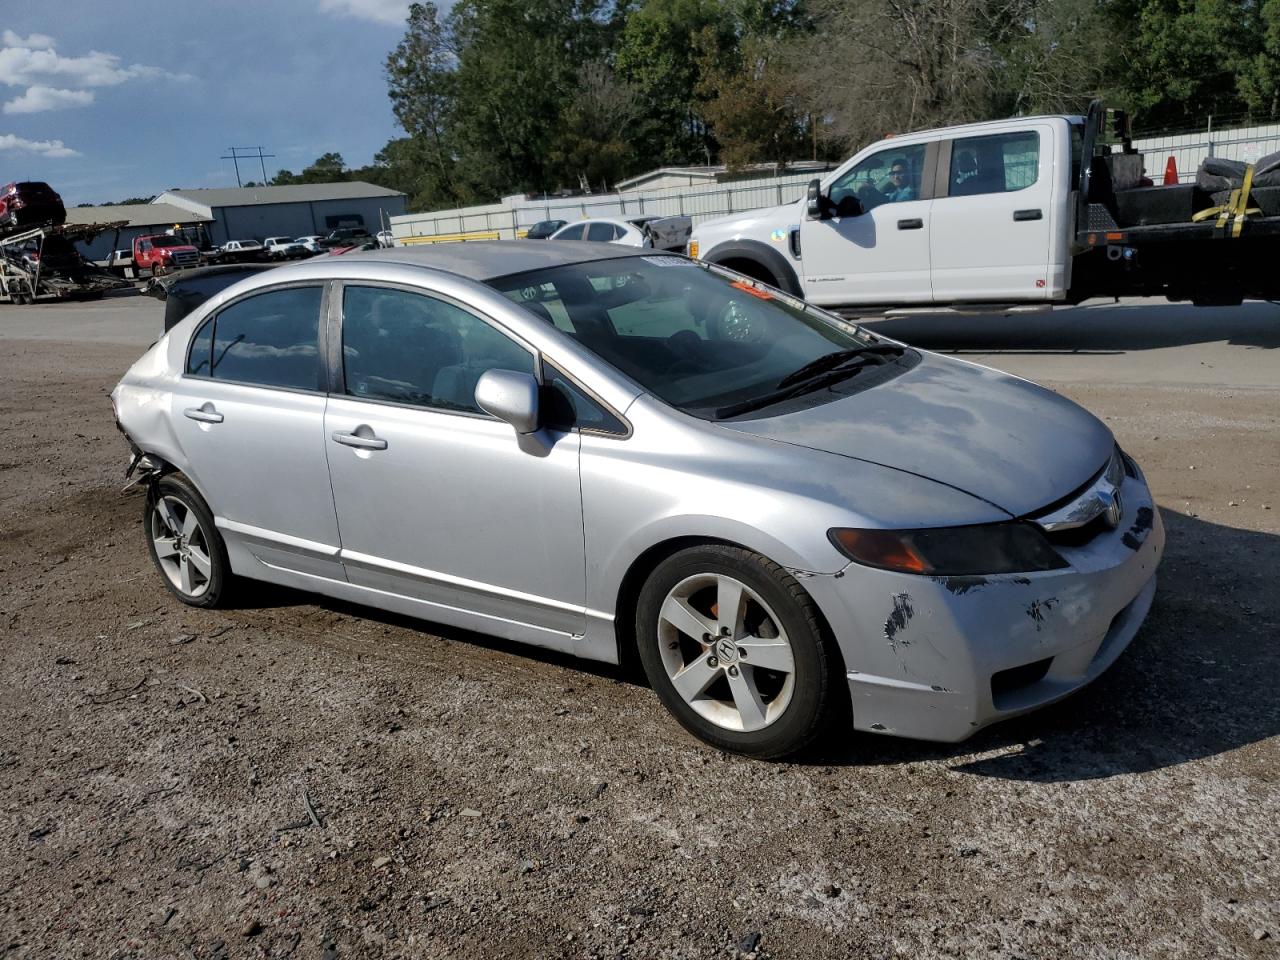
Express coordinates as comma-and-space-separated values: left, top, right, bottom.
1, 296, 1278, 959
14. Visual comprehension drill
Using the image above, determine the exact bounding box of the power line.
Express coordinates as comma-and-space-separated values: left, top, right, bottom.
219, 146, 277, 187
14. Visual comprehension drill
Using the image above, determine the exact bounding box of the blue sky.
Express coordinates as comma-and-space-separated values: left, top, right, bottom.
0, 1, 421, 205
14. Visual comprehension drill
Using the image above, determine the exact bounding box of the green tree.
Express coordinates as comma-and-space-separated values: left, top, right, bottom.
1237, 0, 1280, 118
1122, 0, 1261, 128
548, 60, 642, 191
447, 0, 614, 198
385, 2, 464, 204
273, 153, 350, 185
615, 0, 733, 166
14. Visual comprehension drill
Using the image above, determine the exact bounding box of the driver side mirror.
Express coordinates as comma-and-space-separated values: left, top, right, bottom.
475, 369, 540, 435
805, 179, 827, 220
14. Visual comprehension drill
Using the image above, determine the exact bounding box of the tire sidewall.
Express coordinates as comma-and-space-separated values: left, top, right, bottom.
636, 546, 833, 758
144, 474, 230, 608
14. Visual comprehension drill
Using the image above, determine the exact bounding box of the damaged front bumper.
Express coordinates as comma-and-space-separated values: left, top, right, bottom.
802, 473, 1165, 743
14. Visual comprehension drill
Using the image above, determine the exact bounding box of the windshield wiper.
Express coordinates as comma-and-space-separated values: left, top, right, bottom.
774, 344, 902, 390
714, 344, 905, 419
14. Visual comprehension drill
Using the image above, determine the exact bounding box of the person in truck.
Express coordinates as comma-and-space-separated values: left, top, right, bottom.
883, 158, 917, 202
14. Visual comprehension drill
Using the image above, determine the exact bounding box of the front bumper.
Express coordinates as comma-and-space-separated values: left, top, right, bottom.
802, 472, 1165, 742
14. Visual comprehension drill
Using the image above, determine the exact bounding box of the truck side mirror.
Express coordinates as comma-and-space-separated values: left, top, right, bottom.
805, 179, 826, 220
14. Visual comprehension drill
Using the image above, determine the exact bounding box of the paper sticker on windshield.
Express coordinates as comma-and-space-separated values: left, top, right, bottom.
642, 256, 694, 267
730, 280, 774, 300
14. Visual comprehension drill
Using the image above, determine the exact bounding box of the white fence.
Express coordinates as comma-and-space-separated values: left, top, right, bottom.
390, 170, 830, 243
1132, 121, 1280, 183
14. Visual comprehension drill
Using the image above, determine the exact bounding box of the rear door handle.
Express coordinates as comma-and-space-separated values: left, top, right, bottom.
1013, 209, 1043, 221
896, 218, 924, 230
331, 430, 388, 451
183, 405, 223, 424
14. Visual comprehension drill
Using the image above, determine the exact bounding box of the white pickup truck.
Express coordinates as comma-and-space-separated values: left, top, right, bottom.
691, 101, 1280, 311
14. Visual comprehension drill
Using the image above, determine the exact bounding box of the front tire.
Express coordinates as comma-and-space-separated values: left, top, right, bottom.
636, 545, 841, 759
144, 474, 234, 608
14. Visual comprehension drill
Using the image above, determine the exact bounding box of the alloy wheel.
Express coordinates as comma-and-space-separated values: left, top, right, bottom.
149, 495, 214, 598
657, 573, 796, 732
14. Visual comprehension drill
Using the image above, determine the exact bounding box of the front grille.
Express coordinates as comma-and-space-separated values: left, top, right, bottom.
172, 251, 199, 268
1043, 514, 1111, 547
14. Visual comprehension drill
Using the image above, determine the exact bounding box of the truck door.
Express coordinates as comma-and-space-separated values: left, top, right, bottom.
929, 124, 1055, 302
798, 141, 935, 305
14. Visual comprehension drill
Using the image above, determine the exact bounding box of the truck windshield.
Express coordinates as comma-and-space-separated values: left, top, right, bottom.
152, 236, 186, 248
488, 257, 890, 419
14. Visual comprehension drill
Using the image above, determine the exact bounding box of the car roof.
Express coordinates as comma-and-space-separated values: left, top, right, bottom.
327, 240, 654, 281
557, 217, 635, 229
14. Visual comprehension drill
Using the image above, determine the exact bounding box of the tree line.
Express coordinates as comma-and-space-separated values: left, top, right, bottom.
269, 0, 1280, 212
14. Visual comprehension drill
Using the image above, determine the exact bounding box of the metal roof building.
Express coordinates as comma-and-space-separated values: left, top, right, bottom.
153, 182, 407, 246
65, 202, 214, 262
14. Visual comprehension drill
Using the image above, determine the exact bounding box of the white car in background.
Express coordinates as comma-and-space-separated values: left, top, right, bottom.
263, 237, 307, 260
550, 215, 691, 252
295, 236, 325, 254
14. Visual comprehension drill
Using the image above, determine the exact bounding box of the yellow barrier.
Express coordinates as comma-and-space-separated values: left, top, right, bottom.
401, 230, 502, 245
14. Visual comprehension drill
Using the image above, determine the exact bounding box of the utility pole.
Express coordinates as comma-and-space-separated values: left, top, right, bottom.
220, 147, 276, 187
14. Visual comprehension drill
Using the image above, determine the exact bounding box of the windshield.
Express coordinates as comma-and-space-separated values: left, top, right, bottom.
488, 256, 886, 418
152, 236, 186, 248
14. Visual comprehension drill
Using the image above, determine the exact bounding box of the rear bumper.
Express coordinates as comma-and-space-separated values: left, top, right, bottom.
802, 476, 1164, 742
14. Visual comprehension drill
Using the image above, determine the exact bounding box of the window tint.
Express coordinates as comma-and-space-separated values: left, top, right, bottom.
586, 222, 616, 242
949, 130, 1040, 196
490, 258, 882, 417
556, 224, 585, 240
828, 143, 927, 211
186, 317, 214, 376
342, 286, 535, 415
541, 360, 626, 434
207, 286, 323, 389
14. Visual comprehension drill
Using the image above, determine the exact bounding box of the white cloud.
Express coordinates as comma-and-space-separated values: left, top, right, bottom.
0, 133, 78, 157
0, 32, 169, 89
3, 85, 94, 114
2, 31, 54, 50
318, 0, 411, 25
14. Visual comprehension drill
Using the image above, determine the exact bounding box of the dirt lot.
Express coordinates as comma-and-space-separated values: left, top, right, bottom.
1, 293, 1278, 959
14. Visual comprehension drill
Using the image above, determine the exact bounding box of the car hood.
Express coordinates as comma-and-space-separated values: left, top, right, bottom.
718, 352, 1114, 518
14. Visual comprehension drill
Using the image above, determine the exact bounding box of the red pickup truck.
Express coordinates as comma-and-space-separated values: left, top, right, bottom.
133, 234, 201, 276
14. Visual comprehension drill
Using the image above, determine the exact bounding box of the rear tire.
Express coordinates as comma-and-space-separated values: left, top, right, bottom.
144, 474, 235, 608
635, 545, 841, 759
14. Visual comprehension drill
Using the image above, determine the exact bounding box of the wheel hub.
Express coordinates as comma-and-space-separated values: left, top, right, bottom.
714, 635, 739, 664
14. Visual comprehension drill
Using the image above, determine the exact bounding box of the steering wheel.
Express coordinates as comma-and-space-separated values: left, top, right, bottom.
664, 330, 706, 375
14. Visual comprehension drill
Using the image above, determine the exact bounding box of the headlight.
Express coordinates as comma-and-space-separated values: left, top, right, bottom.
828, 523, 1069, 576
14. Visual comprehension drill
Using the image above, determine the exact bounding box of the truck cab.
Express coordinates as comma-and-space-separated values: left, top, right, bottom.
692, 115, 1082, 310
133, 234, 201, 277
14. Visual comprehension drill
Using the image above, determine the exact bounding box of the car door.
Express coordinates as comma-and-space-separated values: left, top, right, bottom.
929, 125, 1055, 301
798, 141, 935, 305
323, 283, 587, 642
172, 282, 343, 579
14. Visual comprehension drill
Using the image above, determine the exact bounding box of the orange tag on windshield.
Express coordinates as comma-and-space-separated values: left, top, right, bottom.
730, 281, 774, 300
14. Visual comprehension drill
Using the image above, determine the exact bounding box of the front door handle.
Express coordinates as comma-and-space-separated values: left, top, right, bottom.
183, 405, 223, 424
331, 430, 388, 451
896, 218, 924, 230
1013, 208, 1043, 221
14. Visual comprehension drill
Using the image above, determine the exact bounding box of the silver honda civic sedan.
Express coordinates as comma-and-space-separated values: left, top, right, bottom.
111, 242, 1164, 758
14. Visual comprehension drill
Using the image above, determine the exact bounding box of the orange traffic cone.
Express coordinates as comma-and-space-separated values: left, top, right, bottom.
1163, 156, 1179, 185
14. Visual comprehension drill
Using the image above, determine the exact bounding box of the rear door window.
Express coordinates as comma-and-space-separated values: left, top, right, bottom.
586, 222, 616, 242
190, 286, 324, 390
949, 130, 1041, 196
